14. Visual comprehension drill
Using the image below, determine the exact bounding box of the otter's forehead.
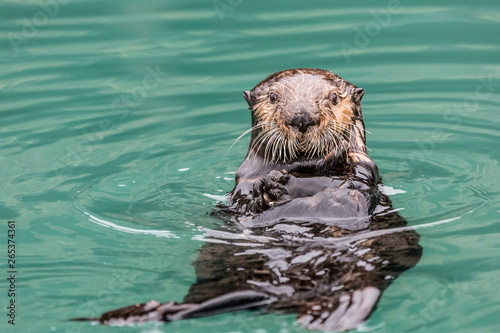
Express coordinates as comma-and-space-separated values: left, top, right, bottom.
274, 74, 331, 99
253, 71, 350, 100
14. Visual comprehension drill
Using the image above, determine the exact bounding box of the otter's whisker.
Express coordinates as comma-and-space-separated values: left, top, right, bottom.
253, 125, 276, 152
281, 134, 288, 162
310, 134, 320, 158
273, 132, 283, 163
335, 120, 371, 134
225, 123, 265, 156
263, 128, 281, 163
288, 136, 297, 160
329, 128, 343, 155
251, 132, 274, 164
280, 134, 287, 162
261, 131, 276, 163
249, 121, 275, 151
277, 134, 284, 163
273, 132, 284, 163
271, 134, 279, 163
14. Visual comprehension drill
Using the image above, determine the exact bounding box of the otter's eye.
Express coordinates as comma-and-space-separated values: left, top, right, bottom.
330, 93, 338, 105
269, 92, 277, 104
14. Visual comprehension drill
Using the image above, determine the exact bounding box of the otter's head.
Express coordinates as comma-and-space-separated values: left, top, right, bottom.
243, 68, 365, 164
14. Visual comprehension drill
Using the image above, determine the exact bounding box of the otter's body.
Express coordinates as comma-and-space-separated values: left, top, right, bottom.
76, 69, 422, 331
228, 69, 378, 221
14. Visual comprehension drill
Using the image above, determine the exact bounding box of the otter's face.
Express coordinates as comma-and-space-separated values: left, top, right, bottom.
243, 70, 364, 163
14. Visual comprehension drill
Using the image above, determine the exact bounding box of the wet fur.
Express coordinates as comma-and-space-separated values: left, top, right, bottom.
75, 69, 422, 331
246, 68, 365, 164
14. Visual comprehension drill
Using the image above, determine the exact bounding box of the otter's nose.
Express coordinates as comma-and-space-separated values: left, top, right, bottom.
290, 110, 316, 133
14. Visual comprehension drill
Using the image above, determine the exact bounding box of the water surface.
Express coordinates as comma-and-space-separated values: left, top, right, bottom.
1, 0, 499, 332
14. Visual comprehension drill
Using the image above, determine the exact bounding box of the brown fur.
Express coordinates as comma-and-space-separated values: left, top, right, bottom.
244, 68, 366, 164
77, 69, 422, 333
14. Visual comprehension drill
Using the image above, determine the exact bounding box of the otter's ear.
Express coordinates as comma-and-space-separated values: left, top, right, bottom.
352, 87, 364, 104
243, 90, 254, 108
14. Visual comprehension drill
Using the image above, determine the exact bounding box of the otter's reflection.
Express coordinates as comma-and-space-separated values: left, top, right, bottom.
182, 207, 421, 331
91, 195, 421, 332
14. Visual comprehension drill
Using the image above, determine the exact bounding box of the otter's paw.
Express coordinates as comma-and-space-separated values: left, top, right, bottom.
251, 170, 290, 212
264, 170, 290, 203
250, 178, 267, 213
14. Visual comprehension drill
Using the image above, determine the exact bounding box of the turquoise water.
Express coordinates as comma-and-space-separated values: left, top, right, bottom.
1, 0, 500, 332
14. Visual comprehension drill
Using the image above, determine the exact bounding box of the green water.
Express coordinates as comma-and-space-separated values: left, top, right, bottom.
1, 0, 499, 332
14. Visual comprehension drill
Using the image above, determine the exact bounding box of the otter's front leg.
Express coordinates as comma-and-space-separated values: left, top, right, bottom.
250, 170, 291, 213
250, 171, 353, 213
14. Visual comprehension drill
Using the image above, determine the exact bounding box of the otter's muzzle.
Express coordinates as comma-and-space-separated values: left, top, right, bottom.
290, 109, 318, 134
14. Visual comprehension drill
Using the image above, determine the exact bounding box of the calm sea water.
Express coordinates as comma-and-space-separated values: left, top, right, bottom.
1, 0, 499, 332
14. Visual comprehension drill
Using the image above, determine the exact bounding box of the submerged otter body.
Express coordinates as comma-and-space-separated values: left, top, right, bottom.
77, 69, 422, 331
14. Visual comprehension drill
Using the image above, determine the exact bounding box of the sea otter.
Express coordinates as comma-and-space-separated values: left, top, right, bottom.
74, 69, 422, 331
